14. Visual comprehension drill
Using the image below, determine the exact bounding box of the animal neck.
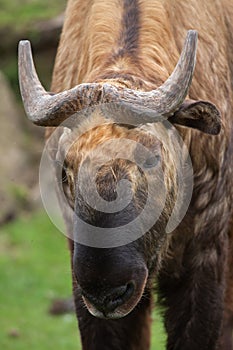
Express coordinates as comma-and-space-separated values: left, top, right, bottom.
52, 0, 179, 92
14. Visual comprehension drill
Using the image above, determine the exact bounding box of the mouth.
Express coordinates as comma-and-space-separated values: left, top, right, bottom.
82, 282, 134, 319
80, 270, 148, 319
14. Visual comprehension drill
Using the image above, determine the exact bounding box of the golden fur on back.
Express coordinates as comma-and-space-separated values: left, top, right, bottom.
52, 0, 233, 110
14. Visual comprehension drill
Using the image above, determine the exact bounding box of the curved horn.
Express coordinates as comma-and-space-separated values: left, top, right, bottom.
18, 30, 197, 126
18, 40, 105, 126
130, 29, 198, 118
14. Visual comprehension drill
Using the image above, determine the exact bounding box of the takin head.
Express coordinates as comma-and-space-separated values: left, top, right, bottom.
18, 31, 221, 319
58, 118, 173, 319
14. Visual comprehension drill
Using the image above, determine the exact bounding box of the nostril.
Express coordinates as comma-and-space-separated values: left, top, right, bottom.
112, 282, 135, 304
103, 282, 135, 313
109, 284, 128, 301
82, 281, 135, 314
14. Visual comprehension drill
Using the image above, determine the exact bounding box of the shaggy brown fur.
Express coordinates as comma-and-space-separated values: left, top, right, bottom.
47, 1, 233, 349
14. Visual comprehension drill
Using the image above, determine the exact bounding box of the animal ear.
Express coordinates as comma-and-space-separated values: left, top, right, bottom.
168, 100, 221, 135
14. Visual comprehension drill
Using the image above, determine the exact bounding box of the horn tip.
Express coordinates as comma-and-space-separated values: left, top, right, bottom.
19, 39, 30, 45
187, 29, 198, 39
18, 40, 31, 53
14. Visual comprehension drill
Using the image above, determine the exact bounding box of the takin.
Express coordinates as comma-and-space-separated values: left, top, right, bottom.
18, 0, 233, 349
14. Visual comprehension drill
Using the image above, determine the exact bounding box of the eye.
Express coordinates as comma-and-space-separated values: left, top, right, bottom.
61, 166, 68, 183
143, 155, 160, 169
54, 160, 68, 183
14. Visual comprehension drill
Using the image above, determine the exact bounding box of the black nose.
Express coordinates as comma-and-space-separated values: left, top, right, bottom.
82, 282, 135, 315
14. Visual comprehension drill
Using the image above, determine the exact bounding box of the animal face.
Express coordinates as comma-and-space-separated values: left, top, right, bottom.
54, 115, 181, 319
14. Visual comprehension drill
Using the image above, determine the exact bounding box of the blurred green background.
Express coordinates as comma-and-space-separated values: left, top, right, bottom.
0, 1, 166, 349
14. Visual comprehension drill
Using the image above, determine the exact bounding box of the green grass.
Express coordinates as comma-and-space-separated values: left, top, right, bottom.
0, 211, 166, 349
0, 0, 66, 28
0, 211, 79, 350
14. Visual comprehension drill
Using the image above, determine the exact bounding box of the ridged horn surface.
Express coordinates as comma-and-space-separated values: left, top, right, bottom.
18, 30, 197, 126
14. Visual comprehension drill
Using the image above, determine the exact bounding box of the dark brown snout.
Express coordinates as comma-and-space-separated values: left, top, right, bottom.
82, 282, 135, 317
73, 243, 148, 319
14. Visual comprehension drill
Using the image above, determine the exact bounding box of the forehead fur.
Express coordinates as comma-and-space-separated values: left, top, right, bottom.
54, 110, 189, 218
61, 110, 165, 171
